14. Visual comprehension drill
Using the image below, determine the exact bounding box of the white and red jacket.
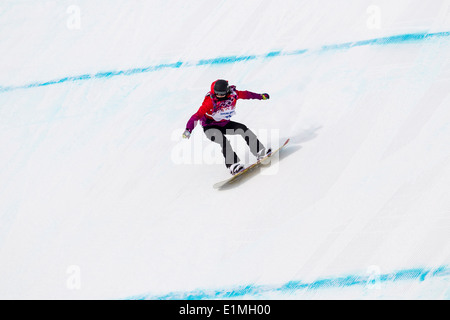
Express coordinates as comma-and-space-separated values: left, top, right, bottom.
186, 80, 264, 132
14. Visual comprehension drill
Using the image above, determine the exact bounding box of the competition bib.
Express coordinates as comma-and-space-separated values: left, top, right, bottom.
209, 105, 236, 121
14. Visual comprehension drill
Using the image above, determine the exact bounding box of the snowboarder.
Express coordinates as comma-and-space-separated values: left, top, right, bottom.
182, 79, 271, 175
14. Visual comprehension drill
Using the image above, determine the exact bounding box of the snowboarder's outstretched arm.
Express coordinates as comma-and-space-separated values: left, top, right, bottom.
237, 90, 270, 100
183, 96, 213, 138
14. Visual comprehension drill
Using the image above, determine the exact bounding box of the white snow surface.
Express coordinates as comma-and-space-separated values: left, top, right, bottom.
0, 0, 449, 299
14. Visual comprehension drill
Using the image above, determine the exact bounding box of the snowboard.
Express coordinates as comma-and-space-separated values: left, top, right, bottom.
213, 138, 290, 189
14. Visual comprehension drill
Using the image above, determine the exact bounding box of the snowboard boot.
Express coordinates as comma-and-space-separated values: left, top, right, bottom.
257, 147, 272, 164
229, 163, 244, 175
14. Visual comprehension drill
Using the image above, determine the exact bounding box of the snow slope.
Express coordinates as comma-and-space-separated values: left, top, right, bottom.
0, 0, 449, 299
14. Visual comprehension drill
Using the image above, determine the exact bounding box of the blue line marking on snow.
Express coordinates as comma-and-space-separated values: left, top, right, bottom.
320, 31, 450, 51
0, 31, 449, 94
265, 50, 282, 58
197, 55, 257, 65
127, 265, 450, 300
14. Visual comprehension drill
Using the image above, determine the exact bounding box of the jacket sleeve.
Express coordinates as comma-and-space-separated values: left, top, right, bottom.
186, 96, 213, 132
236, 90, 263, 100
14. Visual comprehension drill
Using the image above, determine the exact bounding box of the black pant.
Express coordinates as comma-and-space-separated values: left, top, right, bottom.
203, 121, 265, 168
